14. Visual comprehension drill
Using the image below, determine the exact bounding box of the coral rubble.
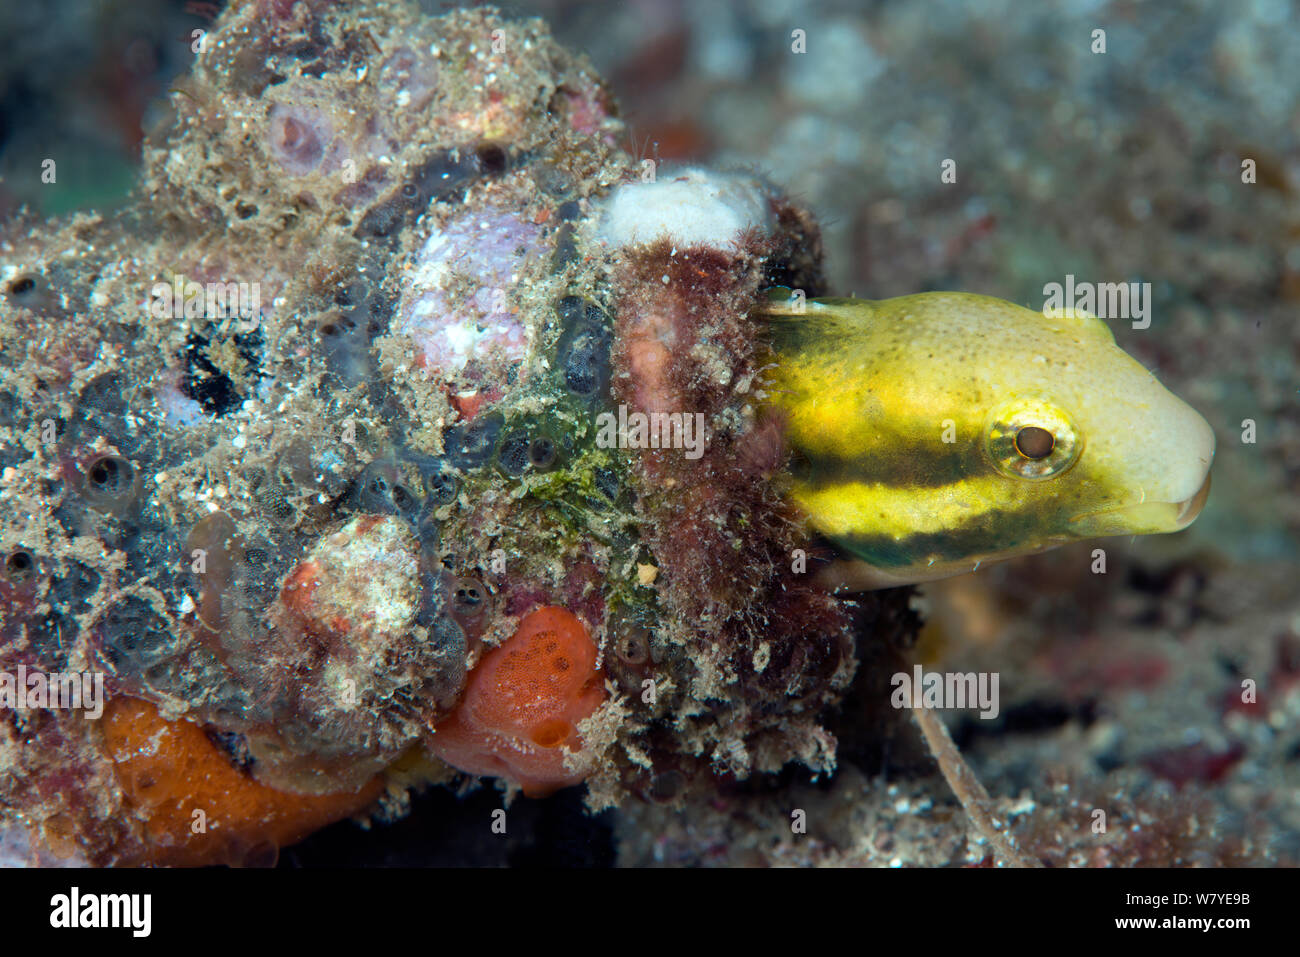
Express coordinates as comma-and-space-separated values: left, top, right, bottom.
0, 0, 909, 865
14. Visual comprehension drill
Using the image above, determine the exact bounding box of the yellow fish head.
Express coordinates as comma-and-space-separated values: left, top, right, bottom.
762, 291, 1215, 587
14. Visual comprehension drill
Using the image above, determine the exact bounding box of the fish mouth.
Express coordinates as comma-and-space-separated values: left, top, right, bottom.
1070, 472, 1211, 536
1176, 471, 1212, 525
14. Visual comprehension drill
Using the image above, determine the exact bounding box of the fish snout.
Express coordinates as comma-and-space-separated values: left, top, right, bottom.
1071, 401, 1215, 536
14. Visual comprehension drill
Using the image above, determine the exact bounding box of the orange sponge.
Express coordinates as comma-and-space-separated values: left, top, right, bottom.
101, 697, 384, 866
429, 605, 606, 796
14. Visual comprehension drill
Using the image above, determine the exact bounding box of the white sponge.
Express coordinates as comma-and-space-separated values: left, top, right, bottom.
596, 166, 774, 249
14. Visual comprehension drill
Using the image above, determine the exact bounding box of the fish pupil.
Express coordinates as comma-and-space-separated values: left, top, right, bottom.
1015, 426, 1055, 459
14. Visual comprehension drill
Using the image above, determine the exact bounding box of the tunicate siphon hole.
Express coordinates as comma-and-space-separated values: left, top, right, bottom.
422, 462, 458, 505
444, 413, 502, 470
475, 141, 508, 175
352, 460, 421, 517
446, 575, 489, 636
453, 579, 483, 609
353, 462, 390, 511
4, 273, 60, 314
89, 456, 128, 491
613, 625, 651, 666
528, 436, 557, 471
358, 150, 478, 241
390, 483, 416, 513
82, 454, 136, 511
4, 550, 36, 583
7, 276, 36, 297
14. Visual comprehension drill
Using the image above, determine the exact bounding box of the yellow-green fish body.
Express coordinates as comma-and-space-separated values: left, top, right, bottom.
760, 289, 1214, 588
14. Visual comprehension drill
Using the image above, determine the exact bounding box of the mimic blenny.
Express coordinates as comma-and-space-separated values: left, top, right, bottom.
761, 288, 1214, 588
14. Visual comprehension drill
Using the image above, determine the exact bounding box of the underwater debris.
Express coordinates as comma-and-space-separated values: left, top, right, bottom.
0, 0, 896, 866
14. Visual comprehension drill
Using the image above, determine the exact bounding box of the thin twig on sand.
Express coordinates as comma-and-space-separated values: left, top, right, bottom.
912, 705, 1041, 868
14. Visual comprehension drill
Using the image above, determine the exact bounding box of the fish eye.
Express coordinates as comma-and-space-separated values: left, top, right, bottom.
1015, 426, 1054, 459
986, 399, 1081, 480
